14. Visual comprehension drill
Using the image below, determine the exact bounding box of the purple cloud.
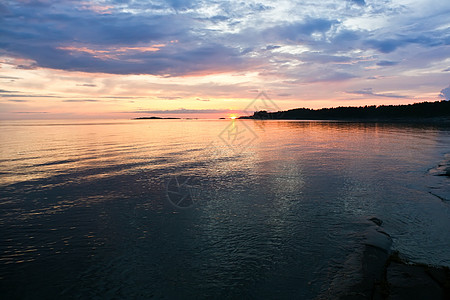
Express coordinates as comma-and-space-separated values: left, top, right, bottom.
439, 85, 450, 100
347, 88, 408, 99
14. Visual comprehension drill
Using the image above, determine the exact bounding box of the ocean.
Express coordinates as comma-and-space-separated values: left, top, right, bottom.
1, 119, 449, 299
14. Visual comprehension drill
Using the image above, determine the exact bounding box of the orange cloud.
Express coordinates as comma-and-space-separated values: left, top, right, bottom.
79, 2, 114, 14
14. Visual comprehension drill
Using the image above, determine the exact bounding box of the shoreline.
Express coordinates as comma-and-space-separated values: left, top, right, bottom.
333, 218, 450, 300
238, 117, 450, 125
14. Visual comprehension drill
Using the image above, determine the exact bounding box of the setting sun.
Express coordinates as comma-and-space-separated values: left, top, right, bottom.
229, 114, 238, 120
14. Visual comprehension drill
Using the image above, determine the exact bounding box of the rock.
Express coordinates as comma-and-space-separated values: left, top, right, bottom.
334, 219, 450, 300
369, 217, 383, 226
365, 227, 392, 253
336, 244, 390, 300
429, 155, 450, 177
426, 267, 450, 286
337, 224, 392, 300
443, 166, 450, 177
386, 262, 443, 299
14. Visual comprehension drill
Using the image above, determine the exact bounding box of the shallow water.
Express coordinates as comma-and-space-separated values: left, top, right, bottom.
0, 119, 449, 299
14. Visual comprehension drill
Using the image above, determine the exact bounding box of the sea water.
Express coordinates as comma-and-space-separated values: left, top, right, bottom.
1, 119, 449, 299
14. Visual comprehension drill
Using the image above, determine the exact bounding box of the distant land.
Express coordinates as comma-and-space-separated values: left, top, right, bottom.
134, 116, 181, 120
239, 100, 450, 122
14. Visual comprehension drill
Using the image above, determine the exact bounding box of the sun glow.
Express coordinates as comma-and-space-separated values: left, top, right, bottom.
229, 114, 238, 119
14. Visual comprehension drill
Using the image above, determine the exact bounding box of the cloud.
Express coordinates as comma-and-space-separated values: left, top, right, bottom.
1, 0, 449, 99
346, 88, 408, 99
167, 0, 196, 10
265, 45, 281, 51
76, 84, 97, 87
16, 63, 38, 70
305, 72, 357, 83
0, 76, 21, 80
5, 43, 249, 76
62, 99, 100, 102
439, 85, 450, 100
366, 39, 407, 53
13, 111, 48, 114
157, 96, 182, 100
365, 32, 448, 54
349, 0, 365, 6
0, 1, 252, 76
376, 60, 399, 66
0, 2, 9, 14
298, 53, 353, 64
332, 30, 362, 44
0, 93, 60, 98
266, 18, 338, 42
101, 96, 146, 99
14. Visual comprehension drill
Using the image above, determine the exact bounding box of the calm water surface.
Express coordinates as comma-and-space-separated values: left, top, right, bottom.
0, 119, 449, 299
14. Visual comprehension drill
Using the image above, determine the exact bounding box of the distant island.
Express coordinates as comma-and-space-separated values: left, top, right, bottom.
239, 100, 450, 122
134, 116, 181, 120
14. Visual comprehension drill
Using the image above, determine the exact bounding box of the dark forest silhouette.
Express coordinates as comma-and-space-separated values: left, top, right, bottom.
240, 100, 450, 121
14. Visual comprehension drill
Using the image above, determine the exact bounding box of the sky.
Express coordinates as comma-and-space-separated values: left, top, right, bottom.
0, 0, 449, 119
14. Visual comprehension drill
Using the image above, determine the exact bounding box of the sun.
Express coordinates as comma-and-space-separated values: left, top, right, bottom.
229, 114, 238, 120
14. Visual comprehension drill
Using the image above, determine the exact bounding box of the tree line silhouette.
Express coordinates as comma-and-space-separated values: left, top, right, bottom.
240, 100, 450, 121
